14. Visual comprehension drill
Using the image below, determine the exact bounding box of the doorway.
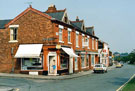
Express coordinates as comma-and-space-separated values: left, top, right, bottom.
48, 52, 57, 75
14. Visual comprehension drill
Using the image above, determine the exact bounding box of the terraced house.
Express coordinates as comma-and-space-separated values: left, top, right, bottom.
0, 5, 99, 75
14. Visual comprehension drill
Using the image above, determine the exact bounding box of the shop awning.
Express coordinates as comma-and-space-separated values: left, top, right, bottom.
62, 47, 78, 57
15, 44, 43, 58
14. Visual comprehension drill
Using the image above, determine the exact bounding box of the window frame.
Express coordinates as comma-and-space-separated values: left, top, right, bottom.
9, 25, 19, 43
76, 32, 79, 47
68, 28, 72, 44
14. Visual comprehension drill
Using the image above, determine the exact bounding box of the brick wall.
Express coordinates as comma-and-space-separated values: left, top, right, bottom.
0, 10, 54, 73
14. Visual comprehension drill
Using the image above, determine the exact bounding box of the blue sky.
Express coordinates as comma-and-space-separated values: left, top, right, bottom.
1, 0, 135, 53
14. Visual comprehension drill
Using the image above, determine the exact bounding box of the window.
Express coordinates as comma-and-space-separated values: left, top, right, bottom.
60, 53, 69, 69
96, 39, 98, 50
86, 55, 89, 66
91, 55, 95, 65
76, 33, 79, 47
81, 55, 85, 68
64, 17, 68, 23
10, 28, 18, 41
21, 55, 43, 70
92, 38, 94, 50
59, 28, 62, 41
75, 57, 78, 70
82, 36, 84, 48
68, 31, 71, 42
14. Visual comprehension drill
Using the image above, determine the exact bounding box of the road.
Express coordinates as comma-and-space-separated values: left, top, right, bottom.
0, 64, 135, 91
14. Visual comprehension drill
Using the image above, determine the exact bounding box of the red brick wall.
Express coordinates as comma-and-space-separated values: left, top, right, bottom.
0, 10, 54, 73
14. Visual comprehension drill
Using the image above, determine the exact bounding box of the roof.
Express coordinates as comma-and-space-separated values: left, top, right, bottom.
0, 19, 12, 29
70, 20, 83, 30
86, 27, 94, 35
45, 11, 65, 21
5, 6, 51, 28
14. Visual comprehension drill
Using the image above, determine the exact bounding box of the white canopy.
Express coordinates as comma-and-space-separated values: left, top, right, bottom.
15, 44, 43, 58
62, 47, 78, 57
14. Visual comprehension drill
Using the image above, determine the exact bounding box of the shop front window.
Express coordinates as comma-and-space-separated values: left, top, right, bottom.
60, 53, 69, 69
75, 57, 78, 70
81, 55, 85, 68
21, 55, 43, 70
91, 54, 95, 65
86, 55, 89, 67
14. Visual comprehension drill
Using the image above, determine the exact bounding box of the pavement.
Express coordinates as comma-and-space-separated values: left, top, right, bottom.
0, 65, 116, 80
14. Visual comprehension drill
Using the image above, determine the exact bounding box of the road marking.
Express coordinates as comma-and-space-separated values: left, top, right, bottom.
116, 74, 135, 91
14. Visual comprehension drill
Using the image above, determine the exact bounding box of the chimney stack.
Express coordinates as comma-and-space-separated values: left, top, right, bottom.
76, 16, 79, 21
46, 4, 57, 13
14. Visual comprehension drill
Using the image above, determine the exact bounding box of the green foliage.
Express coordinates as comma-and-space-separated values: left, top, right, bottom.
114, 50, 135, 64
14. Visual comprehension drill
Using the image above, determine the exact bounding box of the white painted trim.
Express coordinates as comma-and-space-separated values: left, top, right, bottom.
76, 31, 79, 34
76, 46, 79, 48
9, 40, 18, 43
82, 34, 85, 36
59, 41, 64, 43
68, 42, 72, 44
59, 25, 64, 29
68, 28, 72, 31
47, 52, 57, 75
9, 25, 19, 28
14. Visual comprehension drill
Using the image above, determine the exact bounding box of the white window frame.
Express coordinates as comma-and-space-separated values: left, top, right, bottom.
82, 34, 85, 48
87, 36, 90, 49
96, 39, 98, 50
59, 25, 64, 43
9, 25, 19, 43
76, 31, 79, 48
92, 38, 94, 50
68, 28, 72, 44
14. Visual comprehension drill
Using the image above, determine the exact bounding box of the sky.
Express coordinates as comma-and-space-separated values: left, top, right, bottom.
1, 0, 135, 53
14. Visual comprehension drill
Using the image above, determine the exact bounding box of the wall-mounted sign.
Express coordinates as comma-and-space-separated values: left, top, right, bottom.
56, 45, 61, 49
43, 37, 57, 41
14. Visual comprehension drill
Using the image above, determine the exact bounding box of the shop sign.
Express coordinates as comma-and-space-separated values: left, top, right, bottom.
56, 45, 61, 49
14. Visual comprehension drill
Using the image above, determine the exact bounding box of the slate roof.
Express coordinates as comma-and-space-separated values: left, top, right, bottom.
0, 19, 12, 29
86, 27, 94, 35
44, 11, 65, 21
71, 21, 83, 30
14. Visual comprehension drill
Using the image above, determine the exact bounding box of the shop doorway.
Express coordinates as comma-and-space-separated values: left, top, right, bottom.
48, 52, 57, 75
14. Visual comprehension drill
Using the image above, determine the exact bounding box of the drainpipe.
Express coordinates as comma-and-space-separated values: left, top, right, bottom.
11, 47, 14, 73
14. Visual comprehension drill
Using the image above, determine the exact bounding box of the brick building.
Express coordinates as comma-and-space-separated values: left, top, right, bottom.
0, 5, 99, 75
98, 40, 110, 67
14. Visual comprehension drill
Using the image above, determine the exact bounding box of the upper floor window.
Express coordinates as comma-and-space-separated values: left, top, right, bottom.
92, 38, 94, 50
59, 25, 64, 43
82, 34, 85, 48
9, 25, 19, 42
96, 39, 98, 50
59, 28, 62, 41
68, 31, 71, 42
10, 28, 18, 41
68, 28, 72, 43
87, 36, 90, 49
76, 33, 79, 47
82, 36, 84, 48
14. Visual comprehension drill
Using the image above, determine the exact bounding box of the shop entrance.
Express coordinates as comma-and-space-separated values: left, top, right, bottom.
48, 52, 57, 75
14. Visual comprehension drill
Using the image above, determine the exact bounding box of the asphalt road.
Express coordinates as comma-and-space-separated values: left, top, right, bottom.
0, 64, 135, 91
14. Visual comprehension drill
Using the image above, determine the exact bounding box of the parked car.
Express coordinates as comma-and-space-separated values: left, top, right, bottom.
116, 63, 122, 68
93, 64, 107, 73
